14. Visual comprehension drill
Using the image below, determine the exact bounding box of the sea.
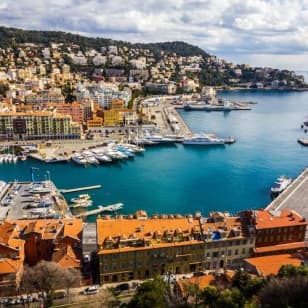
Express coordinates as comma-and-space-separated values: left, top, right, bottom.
1, 89, 308, 220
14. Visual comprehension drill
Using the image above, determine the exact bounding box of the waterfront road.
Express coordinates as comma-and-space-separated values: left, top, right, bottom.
266, 168, 308, 219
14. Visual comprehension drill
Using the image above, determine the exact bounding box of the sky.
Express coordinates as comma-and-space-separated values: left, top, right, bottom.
1, 0, 308, 70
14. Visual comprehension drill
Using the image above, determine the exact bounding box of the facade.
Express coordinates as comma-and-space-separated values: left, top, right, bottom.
242, 209, 307, 256
96, 212, 255, 284
77, 86, 131, 109
0, 110, 81, 140
145, 83, 177, 94
48, 102, 84, 124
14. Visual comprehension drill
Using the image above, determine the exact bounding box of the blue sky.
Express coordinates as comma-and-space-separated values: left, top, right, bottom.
1, 0, 308, 70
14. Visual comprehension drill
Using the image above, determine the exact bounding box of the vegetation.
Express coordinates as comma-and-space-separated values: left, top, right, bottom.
20, 261, 80, 307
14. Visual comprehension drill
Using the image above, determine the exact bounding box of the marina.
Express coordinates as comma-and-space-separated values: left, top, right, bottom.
1, 90, 308, 217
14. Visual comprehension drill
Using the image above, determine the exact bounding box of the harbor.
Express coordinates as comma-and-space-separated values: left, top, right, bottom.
1, 90, 308, 217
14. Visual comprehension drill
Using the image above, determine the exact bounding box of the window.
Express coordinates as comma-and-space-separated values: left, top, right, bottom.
242, 248, 246, 254
235, 249, 238, 255
212, 251, 219, 258
228, 250, 232, 256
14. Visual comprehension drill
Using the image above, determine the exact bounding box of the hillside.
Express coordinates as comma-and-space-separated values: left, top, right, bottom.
0, 26, 209, 58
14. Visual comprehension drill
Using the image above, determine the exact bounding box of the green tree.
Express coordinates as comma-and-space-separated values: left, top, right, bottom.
201, 285, 219, 307
128, 278, 169, 308
216, 288, 244, 308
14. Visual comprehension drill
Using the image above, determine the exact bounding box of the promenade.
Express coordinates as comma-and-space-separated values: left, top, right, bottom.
266, 168, 308, 219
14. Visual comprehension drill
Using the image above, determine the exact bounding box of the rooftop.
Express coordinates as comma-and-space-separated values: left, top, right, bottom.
244, 253, 304, 276
248, 209, 307, 229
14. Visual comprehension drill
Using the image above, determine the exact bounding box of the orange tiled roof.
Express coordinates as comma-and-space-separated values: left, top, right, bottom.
254, 241, 307, 254
244, 253, 303, 276
253, 210, 307, 229
0, 258, 22, 275
177, 275, 215, 296
63, 219, 83, 241
52, 245, 80, 269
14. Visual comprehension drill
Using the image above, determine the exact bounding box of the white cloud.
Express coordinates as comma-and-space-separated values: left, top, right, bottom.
1, 0, 308, 68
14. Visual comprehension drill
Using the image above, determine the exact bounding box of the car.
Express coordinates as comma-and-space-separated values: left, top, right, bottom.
83, 286, 99, 295
115, 283, 130, 292
193, 271, 205, 277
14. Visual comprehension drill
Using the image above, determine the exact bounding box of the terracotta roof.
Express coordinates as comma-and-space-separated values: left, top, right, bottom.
0, 258, 22, 275
177, 275, 215, 296
254, 241, 307, 254
252, 210, 307, 229
62, 219, 83, 240
52, 245, 80, 269
244, 253, 303, 276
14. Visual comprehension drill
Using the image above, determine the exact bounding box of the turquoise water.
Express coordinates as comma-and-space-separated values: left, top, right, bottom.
1, 90, 308, 219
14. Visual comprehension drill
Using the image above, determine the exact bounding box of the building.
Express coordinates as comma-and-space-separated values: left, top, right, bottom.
145, 83, 177, 94
0, 222, 25, 295
76, 86, 131, 109
96, 211, 255, 284
0, 110, 81, 140
244, 253, 306, 277
48, 102, 84, 124
242, 209, 307, 256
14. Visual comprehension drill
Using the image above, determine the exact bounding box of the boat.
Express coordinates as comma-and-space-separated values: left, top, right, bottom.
270, 176, 292, 195
144, 133, 175, 144
28, 184, 51, 194
13, 155, 18, 163
298, 138, 308, 146
82, 151, 100, 165
183, 134, 225, 145
116, 146, 135, 158
71, 154, 88, 165
93, 152, 113, 163
71, 194, 91, 204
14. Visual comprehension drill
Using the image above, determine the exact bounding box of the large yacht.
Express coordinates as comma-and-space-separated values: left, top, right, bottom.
183, 134, 225, 145
271, 176, 292, 195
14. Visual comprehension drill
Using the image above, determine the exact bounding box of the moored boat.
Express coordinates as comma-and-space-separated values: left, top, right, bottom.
183, 134, 225, 145
270, 176, 292, 195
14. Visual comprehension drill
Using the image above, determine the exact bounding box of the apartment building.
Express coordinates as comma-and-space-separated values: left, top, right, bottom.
96, 211, 255, 284
0, 219, 83, 294
242, 209, 307, 256
0, 110, 81, 140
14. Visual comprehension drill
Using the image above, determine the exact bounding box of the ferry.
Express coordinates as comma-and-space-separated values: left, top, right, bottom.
183, 134, 225, 145
271, 176, 292, 195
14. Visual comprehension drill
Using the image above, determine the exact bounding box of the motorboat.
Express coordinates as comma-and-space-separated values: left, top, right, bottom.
183, 134, 225, 145
271, 176, 292, 194
71, 194, 91, 204
71, 154, 88, 165
116, 146, 135, 158
82, 151, 100, 165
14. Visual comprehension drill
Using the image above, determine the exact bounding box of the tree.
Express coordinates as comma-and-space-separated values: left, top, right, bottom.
201, 285, 219, 307
61, 268, 81, 303
182, 282, 201, 307
216, 288, 244, 308
128, 278, 169, 308
20, 261, 80, 307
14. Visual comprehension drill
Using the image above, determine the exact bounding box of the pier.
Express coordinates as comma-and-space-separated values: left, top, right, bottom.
59, 185, 102, 193
74, 203, 124, 218
266, 168, 308, 220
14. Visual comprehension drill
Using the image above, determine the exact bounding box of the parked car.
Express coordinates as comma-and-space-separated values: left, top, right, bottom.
115, 283, 130, 292
83, 286, 99, 295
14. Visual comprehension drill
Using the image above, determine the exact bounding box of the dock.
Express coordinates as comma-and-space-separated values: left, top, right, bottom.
266, 168, 308, 220
59, 185, 102, 193
74, 203, 123, 218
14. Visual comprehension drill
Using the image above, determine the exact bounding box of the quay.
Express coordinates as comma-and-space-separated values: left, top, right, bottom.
59, 185, 102, 193
74, 203, 124, 218
266, 167, 308, 220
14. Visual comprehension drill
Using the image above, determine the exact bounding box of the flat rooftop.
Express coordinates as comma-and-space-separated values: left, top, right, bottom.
0, 181, 71, 221
266, 168, 308, 219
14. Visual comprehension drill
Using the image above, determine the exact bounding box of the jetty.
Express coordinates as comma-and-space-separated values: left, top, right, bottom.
59, 185, 102, 193
74, 203, 124, 218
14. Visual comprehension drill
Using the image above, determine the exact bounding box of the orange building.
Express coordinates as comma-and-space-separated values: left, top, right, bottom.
48, 102, 84, 124
0, 222, 25, 295
242, 209, 307, 256
96, 211, 255, 284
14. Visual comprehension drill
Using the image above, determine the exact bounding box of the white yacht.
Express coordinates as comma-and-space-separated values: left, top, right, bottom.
271, 176, 292, 194
91, 150, 112, 163
71, 154, 88, 165
83, 152, 99, 165
183, 134, 225, 145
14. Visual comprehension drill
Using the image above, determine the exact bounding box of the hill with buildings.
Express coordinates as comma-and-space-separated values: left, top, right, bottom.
0, 25, 306, 90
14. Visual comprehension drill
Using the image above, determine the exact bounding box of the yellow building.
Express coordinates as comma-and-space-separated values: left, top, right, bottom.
87, 116, 103, 128
96, 211, 255, 284
103, 109, 121, 126
0, 110, 81, 140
